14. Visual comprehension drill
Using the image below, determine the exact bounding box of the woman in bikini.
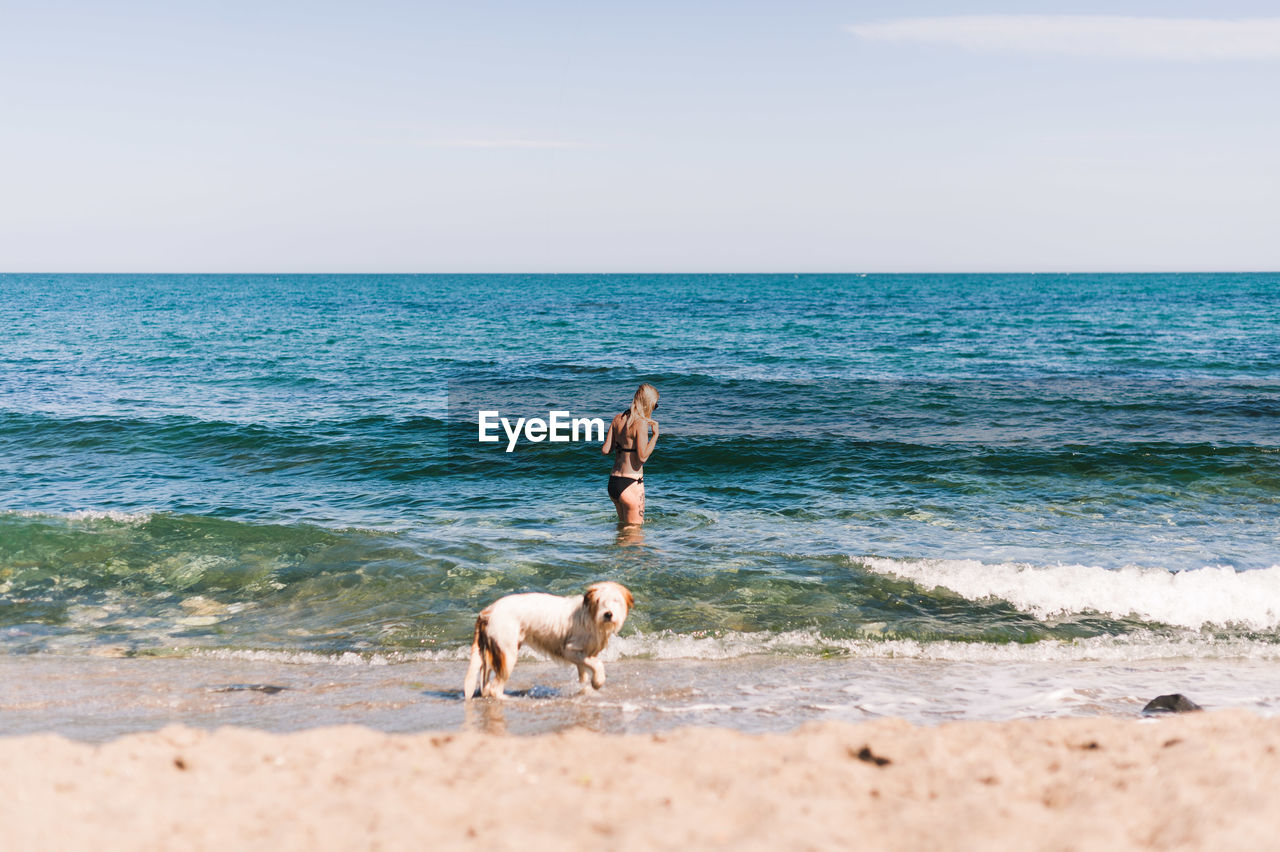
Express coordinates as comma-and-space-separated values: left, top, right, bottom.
601, 383, 659, 525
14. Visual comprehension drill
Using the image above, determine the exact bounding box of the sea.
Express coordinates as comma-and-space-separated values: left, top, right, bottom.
2, 272, 1278, 740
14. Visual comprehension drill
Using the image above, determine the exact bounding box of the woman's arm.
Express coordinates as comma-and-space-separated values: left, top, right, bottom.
636, 418, 659, 463
601, 419, 615, 455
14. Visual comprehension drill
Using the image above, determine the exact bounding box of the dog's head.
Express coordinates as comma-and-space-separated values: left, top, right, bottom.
584, 581, 633, 632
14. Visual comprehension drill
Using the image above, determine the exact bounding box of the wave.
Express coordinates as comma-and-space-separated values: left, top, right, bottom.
0, 411, 449, 481
6, 409, 1277, 489
5, 509, 1279, 658
12, 509, 154, 524
859, 556, 1280, 631
612, 628, 1280, 662
191, 630, 1280, 665
0, 510, 367, 607
193, 648, 468, 665
0, 409, 446, 441
447, 431, 1280, 479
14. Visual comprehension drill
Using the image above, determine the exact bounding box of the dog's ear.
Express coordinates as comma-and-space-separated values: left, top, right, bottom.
583, 584, 602, 618
622, 585, 634, 611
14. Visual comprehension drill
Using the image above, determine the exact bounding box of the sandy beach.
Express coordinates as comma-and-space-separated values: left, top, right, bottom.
3, 709, 1276, 851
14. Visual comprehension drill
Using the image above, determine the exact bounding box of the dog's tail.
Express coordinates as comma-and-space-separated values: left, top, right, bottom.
462, 612, 506, 700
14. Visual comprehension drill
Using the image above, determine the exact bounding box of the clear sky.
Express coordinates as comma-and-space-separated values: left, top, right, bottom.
2, 1, 1277, 272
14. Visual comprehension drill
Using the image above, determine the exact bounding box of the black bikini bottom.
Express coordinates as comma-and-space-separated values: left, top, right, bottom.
608, 475, 642, 501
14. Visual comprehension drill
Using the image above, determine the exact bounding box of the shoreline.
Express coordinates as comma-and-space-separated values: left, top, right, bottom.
5, 711, 1277, 850
3, 651, 1277, 742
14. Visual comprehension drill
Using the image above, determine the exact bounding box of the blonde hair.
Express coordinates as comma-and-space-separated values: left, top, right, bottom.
628, 383, 659, 423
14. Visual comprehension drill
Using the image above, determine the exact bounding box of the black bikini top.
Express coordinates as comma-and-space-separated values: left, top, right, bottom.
614, 411, 635, 455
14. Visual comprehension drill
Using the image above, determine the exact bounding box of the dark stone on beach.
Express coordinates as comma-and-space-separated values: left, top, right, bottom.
209, 684, 289, 695
1142, 694, 1202, 714
851, 745, 892, 766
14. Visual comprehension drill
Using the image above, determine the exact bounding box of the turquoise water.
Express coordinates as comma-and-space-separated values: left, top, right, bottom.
2, 273, 1279, 661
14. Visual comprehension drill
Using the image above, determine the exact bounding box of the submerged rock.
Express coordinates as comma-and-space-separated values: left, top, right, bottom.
209, 684, 289, 695
1142, 694, 1203, 714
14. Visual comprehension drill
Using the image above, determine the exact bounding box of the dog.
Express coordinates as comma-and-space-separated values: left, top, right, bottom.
463, 581, 634, 700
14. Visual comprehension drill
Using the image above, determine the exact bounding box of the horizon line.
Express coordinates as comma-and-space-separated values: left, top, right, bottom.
3, 269, 1277, 276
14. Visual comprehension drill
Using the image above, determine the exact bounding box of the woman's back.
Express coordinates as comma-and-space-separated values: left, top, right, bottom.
610, 411, 643, 476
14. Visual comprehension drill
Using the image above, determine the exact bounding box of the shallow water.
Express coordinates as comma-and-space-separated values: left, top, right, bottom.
2, 653, 1274, 742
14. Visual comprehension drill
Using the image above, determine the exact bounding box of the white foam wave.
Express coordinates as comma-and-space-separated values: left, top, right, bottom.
194, 647, 470, 666
859, 556, 1280, 631
611, 629, 1280, 663
163, 628, 1280, 668
10, 508, 154, 524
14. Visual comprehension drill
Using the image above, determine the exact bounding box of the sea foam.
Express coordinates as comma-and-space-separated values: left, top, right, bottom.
12, 509, 154, 524
187, 630, 1280, 667
859, 556, 1280, 631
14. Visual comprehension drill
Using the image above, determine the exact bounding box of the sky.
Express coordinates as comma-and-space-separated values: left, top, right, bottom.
1, 0, 1277, 272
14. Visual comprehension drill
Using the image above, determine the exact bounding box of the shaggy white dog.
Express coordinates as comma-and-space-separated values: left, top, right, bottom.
463, 581, 634, 700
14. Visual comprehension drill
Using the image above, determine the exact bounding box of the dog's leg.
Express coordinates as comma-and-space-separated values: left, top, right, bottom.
484, 667, 511, 699
464, 614, 495, 701
563, 650, 606, 690
584, 656, 606, 689
482, 636, 515, 699
557, 648, 592, 694
463, 640, 484, 700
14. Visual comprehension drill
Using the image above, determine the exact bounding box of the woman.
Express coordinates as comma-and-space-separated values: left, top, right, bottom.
601, 383, 660, 525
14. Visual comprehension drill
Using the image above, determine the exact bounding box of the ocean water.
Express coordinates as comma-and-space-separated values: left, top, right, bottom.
2, 273, 1279, 733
